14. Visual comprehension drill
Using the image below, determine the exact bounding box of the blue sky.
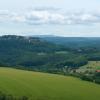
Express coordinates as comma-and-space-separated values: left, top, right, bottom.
0, 0, 100, 36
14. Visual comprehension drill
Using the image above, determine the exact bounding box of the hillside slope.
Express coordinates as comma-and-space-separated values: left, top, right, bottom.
0, 67, 100, 100
0, 35, 67, 67
0, 35, 87, 72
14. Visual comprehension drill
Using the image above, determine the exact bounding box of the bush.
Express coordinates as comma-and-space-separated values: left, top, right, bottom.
0, 91, 29, 100
80, 75, 94, 82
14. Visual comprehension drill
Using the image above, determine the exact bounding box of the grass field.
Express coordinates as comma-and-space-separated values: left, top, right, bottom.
0, 67, 100, 100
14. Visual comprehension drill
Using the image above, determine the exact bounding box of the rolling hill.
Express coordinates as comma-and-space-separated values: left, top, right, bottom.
0, 35, 68, 67
38, 35, 100, 48
0, 35, 88, 72
0, 67, 100, 100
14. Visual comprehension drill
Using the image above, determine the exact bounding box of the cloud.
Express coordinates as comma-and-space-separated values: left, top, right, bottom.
21, 11, 100, 25
26, 10, 65, 24
28, 7, 60, 11
11, 14, 26, 22
71, 13, 100, 24
0, 10, 11, 22
0, 9, 100, 25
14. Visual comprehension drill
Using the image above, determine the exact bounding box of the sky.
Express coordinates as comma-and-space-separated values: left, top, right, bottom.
0, 0, 100, 37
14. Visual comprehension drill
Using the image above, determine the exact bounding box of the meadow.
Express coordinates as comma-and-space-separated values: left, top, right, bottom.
0, 67, 100, 100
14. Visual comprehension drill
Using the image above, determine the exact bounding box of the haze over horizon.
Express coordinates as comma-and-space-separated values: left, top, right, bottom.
0, 0, 100, 37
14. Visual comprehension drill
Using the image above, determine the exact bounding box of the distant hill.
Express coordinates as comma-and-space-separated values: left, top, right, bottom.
36, 35, 100, 48
0, 35, 74, 71
0, 35, 63, 53
0, 35, 100, 74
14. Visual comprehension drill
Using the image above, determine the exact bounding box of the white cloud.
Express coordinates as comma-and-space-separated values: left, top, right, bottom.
26, 10, 50, 24
11, 14, 26, 22
29, 7, 60, 11
75, 13, 100, 24
0, 9, 100, 25
26, 10, 65, 24
0, 10, 11, 22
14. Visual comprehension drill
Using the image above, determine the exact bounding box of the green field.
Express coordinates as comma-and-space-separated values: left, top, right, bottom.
0, 67, 100, 100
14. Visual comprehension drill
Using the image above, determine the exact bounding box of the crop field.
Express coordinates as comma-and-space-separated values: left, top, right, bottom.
0, 67, 100, 100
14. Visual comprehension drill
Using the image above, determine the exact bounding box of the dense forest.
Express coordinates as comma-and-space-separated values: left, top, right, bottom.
0, 35, 87, 70
0, 35, 100, 84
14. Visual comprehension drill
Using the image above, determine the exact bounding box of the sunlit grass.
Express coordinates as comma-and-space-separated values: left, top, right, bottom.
0, 67, 100, 100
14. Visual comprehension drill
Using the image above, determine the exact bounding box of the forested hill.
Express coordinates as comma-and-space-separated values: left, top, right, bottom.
0, 35, 71, 69
0, 35, 66, 53
38, 36, 100, 48
0, 35, 100, 75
